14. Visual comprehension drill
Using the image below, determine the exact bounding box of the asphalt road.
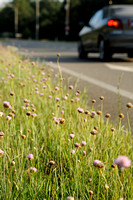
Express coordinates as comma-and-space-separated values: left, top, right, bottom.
2, 39, 133, 128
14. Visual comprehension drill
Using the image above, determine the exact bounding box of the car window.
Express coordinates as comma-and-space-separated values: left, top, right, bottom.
110, 7, 133, 16
89, 9, 103, 28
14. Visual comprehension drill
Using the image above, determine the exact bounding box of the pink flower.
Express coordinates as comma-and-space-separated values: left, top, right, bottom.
93, 160, 104, 168
29, 167, 37, 173
49, 95, 52, 99
6, 116, 12, 121
32, 62, 35, 66
75, 97, 80, 102
40, 93, 44, 96
91, 111, 97, 116
0, 149, 4, 156
71, 150, 75, 154
35, 88, 38, 91
83, 151, 86, 156
74, 143, 81, 148
61, 110, 64, 114
43, 85, 47, 89
77, 108, 84, 113
56, 98, 60, 102
69, 85, 73, 90
114, 156, 131, 170
69, 134, 75, 139
63, 96, 67, 100
55, 86, 59, 91
3, 101, 10, 108
82, 141, 87, 146
42, 78, 47, 82
27, 154, 34, 161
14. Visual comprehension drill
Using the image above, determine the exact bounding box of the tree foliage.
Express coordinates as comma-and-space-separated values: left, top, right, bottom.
0, 0, 133, 40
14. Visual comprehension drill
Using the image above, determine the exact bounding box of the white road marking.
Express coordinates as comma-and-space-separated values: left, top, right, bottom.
48, 62, 133, 100
105, 63, 133, 72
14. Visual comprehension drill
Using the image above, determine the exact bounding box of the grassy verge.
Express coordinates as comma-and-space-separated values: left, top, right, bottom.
0, 45, 132, 200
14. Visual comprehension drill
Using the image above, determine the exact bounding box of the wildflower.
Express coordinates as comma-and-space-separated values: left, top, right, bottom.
92, 99, 96, 104
77, 108, 84, 113
69, 134, 75, 139
22, 106, 25, 110
55, 119, 60, 125
104, 184, 109, 190
83, 151, 86, 156
90, 148, 93, 152
82, 141, 87, 146
31, 61, 35, 66
6, 116, 12, 121
40, 93, 44, 96
63, 96, 67, 100
69, 85, 73, 90
105, 113, 111, 118
26, 111, 31, 116
60, 118, 65, 124
3, 101, 10, 108
55, 86, 59, 91
10, 91, 15, 96
25, 103, 30, 107
56, 97, 60, 102
111, 164, 116, 169
93, 160, 104, 168
111, 128, 115, 132
85, 110, 90, 115
97, 111, 102, 115
90, 129, 98, 135
49, 161, 55, 166
0, 132, 4, 139
27, 154, 34, 161
91, 111, 97, 116
29, 167, 37, 173
119, 113, 124, 119
24, 99, 30, 103
75, 97, 80, 102
0, 149, 4, 156
61, 110, 64, 115
11, 161, 15, 166
32, 108, 36, 112
126, 103, 133, 108
49, 95, 52, 99
71, 99, 74, 103
70, 150, 75, 154
88, 178, 92, 182
21, 135, 26, 140
75, 92, 80, 96
7, 113, 14, 118
74, 143, 81, 148
89, 190, 93, 195
99, 96, 104, 100
114, 155, 131, 170
66, 197, 74, 200
0, 112, 4, 117
43, 85, 47, 89
35, 88, 38, 91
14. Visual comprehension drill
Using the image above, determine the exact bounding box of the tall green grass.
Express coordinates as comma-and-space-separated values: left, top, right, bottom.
0, 45, 132, 200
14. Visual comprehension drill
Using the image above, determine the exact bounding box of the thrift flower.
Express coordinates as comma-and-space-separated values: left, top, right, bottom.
29, 167, 37, 173
114, 155, 131, 170
27, 154, 34, 161
69, 134, 75, 139
77, 108, 84, 113
0, 149, 4, 156
70, 150, 75, 154
82, 141, 87, 146
93, 160, 104, 168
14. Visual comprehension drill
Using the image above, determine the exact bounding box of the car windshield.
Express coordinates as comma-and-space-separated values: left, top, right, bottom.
110, 7, 133, 16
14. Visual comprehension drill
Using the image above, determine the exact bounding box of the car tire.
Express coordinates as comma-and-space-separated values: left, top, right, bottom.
78, 41, 88, 59
99, 40, 112, 61
128, 51, 133, 58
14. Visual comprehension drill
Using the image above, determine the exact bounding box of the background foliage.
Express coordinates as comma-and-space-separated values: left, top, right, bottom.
0, 0, 133, 40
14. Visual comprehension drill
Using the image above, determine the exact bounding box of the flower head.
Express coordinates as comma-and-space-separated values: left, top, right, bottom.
82, 141, 87, 146
114, 155, 131, 170
77, 108, 84, 113
27, 154, 34, 161
29, 167, 37, 173
93, 160, 104, 168
70, 150, 75, 154
69, 134, 75, 139
0, 149, 4, 156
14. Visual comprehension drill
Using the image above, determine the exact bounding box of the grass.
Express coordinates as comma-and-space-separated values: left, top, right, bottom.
0, 45, 133, 200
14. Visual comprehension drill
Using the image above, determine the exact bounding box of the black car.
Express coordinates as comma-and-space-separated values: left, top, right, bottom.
78, 5, 133, 61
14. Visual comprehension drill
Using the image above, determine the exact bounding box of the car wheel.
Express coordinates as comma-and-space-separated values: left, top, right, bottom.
128, 51, 133, 58
99, 40, 111, 61
78, 41, 88, 59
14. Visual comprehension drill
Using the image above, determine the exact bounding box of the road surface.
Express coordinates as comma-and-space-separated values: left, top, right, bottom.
1, 39, 133, 128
